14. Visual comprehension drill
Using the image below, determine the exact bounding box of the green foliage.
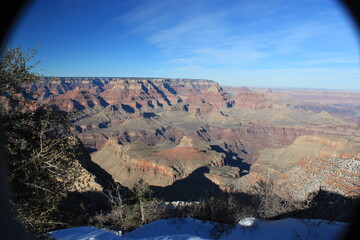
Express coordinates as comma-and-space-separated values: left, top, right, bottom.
132, 178, 154, 225
0, 44, 40, 94
3, 108, 84, 236
93, 180, 168, 232
252, 178, 309, 219
0, 45, 88, 238
132, 179, 152, 202
177, 194, 257, 225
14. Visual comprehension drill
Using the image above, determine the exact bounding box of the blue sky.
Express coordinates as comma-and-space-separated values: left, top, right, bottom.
7, 0, 360, 90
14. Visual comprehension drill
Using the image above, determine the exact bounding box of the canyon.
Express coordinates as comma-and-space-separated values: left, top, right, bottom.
27, 77, 360, 200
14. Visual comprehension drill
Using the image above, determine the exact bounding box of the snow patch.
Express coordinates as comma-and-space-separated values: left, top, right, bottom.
49, 226, 127, 240
123, 218, 214, 240
238, 217, 256, 227
221, 218, 348, 240
50, 218, 349, 240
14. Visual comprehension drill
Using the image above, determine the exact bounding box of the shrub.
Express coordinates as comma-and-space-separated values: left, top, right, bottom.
252, 177, 313, 219
92, 180, 168, 232
1, 45, 96, 238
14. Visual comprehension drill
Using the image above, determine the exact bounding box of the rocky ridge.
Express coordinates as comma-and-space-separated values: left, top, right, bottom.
91, 136, 226, 188
27, 77, 360, 198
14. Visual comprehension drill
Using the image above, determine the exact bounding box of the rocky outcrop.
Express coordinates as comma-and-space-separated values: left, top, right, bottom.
255, 135, 360, 169
249, 87, 360, 123
278, 156, 360, 200
227, 134, 360, 200
26, 78, 360, 199
233, 92, 274, 109
91, 136, 226, 188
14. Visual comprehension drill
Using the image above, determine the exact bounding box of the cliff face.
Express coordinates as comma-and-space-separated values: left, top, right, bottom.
279, 156, 360, 200
28, 77, 360, 198
68, 136, 116, 192
226, 154, 360, 202
91, 136, 225, 188
248, 87, 360, 124
255, 135, 360, 169
32, 77, 277, 116
221, 135, 360, 200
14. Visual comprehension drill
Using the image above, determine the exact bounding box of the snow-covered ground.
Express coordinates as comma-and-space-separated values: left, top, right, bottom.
50, 217, 349, 240
50, 226, 124, 240
219, 218, 348, 240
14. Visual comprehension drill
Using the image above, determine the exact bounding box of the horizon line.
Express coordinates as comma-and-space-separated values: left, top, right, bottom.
38, 75, 360, 92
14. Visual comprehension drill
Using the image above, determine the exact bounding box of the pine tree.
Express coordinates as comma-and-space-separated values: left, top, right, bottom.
0, 45, 83, 238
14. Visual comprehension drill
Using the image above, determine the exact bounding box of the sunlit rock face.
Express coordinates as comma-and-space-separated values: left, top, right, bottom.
28, 77, 360, 198
91, 136, 226, 188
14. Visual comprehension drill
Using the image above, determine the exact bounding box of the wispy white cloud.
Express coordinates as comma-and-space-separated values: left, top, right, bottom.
109, 0, 359, 89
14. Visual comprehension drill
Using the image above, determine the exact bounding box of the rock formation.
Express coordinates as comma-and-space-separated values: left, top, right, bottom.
27, 77, 360, 199
91, 136, 225, 188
